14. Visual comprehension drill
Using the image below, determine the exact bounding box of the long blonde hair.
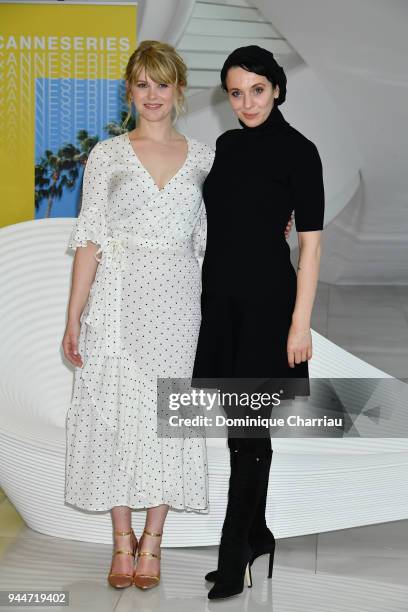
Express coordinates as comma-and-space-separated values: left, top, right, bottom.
122, 40, 188, 129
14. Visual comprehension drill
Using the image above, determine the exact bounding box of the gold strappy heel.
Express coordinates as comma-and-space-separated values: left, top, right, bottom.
133, 528, 162, 590
107, 528, 138, 589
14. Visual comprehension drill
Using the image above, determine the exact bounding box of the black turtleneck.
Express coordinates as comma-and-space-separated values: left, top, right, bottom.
200, 102, 325, 296
237, 100, 286, 132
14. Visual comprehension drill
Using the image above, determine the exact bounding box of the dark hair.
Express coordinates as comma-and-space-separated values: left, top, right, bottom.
220, 45, 287, 105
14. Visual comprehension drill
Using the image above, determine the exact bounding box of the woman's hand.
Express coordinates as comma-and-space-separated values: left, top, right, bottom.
284, 212, 294, 239
62, 319, 83, 368
287, 322, 312, 368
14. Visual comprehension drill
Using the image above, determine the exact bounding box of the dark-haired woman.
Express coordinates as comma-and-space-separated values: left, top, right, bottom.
192, 46, 325, 600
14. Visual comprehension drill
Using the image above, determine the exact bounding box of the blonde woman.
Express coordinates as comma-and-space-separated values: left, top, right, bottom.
62, 40, 215, 590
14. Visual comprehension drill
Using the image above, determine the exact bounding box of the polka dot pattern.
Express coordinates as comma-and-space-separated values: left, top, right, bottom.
65, 133, 215, 513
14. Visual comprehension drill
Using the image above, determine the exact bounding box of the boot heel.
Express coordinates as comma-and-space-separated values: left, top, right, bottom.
245, 562, 252, 588
268, 548, 275, 578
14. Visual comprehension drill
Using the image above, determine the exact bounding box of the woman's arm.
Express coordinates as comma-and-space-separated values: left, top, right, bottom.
63, 244, 99, 367
62, 141, 109, 368
68, 245, 99, 322
286, 138, 325, 367
287, 230, 322, 367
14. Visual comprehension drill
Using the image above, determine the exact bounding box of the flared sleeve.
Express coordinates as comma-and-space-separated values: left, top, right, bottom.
68, 141, 108, 257
289, 139, 325, 232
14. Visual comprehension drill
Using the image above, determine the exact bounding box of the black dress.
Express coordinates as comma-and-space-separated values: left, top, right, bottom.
192, 103, 325, 430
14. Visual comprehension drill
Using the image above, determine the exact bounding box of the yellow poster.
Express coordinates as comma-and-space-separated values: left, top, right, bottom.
0, 1, 137, 225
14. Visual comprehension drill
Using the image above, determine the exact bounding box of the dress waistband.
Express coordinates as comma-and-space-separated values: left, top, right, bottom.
94, 234, 193, 268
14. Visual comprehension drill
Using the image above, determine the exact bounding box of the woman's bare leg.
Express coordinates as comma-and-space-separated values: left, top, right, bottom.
110, 505, 137, 576
135, 504, 169, 577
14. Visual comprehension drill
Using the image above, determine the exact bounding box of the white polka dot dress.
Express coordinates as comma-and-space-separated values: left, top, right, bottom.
65, 132, 214, 513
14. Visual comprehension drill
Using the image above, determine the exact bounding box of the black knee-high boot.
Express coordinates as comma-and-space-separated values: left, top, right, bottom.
205, 441, 275, 583
204, 439, 241, 583
206, 445, 267, 600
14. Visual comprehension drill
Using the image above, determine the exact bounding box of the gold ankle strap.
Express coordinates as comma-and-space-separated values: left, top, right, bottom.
114, 549, 136, 557
114, 529, 133, 536
138, 550, 161, 559
143, 528, 162, 537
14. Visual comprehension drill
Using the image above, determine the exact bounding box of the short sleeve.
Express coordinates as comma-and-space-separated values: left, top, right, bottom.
68, 141, 108, 253
192, 201, 207, 260
289, 140, 325, 232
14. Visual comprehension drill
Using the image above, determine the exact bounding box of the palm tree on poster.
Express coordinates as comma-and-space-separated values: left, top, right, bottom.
35, 161, 50, 213
35, 136, 95, 218
41, 145, 80, 218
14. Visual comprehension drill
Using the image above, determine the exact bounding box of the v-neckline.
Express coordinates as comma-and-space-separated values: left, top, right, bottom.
125, 131, 191, 193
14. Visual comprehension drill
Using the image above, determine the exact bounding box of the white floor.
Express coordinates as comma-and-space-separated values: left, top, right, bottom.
0, 520, 407, 611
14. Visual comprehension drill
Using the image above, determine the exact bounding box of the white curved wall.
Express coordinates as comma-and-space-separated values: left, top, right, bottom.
251, 0, 408, 284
